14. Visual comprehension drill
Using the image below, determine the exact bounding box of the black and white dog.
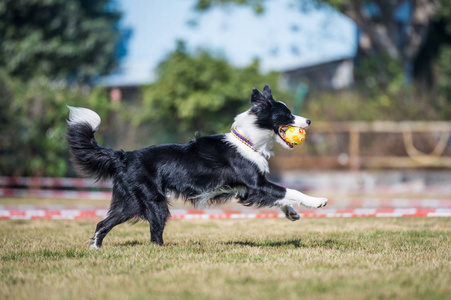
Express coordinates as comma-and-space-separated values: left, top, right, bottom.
67, 85, 328, 249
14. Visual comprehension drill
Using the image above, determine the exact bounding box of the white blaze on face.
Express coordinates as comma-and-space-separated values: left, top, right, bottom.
292, 115, 310, 129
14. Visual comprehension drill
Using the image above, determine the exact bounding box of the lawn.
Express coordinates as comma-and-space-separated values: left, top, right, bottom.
1, 218, 450, 300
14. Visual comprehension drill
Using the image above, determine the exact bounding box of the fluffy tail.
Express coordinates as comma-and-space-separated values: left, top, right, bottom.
66, 106, 123, 180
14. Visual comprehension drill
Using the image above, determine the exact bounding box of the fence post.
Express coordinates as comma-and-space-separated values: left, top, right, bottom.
349, 129, 360, 170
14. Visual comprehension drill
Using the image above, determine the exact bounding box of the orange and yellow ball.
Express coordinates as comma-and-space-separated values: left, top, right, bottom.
285, 126, 306, 146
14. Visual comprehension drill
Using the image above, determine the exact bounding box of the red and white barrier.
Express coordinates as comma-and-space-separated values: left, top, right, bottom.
0, 177, 112, 188
2, 177, 451, 200
0, 209, 108, 220
0, 188, 112, 200
2, 186, 451, 209
0, 208, 450, 220
329, 197, 451, 208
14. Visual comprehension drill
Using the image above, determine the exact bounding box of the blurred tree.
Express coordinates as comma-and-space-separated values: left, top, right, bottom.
0, 0, 130, 83
320, 1, 438, 68
435, 1, 451, 107
195, 0, 440, 82
195, 0, 450, 121
0, 71, 117, 177
138, 41, 286, 144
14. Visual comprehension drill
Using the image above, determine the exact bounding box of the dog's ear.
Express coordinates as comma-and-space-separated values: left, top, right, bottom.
262, 84, 274, 100
251, 88, 264, 103
251, 88, 269, 106
251, 87, 272, 110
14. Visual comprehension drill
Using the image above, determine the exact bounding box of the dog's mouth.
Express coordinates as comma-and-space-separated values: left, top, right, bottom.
278, 126, 293, 148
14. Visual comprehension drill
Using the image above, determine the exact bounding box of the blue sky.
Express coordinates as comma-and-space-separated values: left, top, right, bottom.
104, 0, 357, 86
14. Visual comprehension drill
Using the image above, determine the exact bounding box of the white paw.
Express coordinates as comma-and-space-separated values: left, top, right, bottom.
302, 197, 328, 209
281, 205, 300, 221
90, 241, 100, 250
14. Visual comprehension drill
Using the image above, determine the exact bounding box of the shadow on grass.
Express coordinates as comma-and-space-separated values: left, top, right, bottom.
226, 239, 305, 248
224, 238, 339, 249
113, 240, 146, 247
109, 238, 343, 250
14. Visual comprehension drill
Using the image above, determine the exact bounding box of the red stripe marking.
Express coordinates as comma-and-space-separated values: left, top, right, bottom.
0, 208, 450, 220
10, 210, 26, 216
187, 209, 206, 214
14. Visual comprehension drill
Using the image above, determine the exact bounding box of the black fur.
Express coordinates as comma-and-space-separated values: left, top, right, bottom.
67, 85, 294, 248
67, 123, 125, 181
250, 86, 295, 133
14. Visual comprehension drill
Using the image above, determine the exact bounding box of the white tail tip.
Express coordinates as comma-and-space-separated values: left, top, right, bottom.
67, 106, 101, 132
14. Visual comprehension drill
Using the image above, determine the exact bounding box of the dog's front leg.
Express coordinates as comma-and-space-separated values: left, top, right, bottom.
276, 188, 328, 209
240, 178, 327, 221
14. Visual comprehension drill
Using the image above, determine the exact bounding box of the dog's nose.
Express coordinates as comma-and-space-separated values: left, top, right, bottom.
306, 119, 311, 125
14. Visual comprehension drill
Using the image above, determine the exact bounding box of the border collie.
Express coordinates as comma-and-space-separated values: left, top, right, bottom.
67, 85, 328, 249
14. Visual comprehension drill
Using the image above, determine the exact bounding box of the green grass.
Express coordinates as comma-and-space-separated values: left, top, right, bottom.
1, 218, 450, 300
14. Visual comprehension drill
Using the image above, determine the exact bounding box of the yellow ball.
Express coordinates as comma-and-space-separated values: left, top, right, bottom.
285, 126, 306, 146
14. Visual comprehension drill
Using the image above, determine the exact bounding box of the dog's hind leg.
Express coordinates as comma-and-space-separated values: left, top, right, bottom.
145, 196, 170, 245
91, 212, 130, 249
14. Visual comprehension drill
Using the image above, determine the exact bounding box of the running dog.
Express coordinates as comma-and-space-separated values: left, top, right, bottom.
66, 85, 328, 249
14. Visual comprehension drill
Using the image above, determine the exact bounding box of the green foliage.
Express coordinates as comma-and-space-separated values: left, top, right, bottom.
435, 1, 451, 106
305, 89, 446, 122
195, 0, 265, 13
303, 52, 450, 122
0, 0, 127, 176
438, 46, 451, 104
435, 0, 451, 24
0, 0, 127, 83
194, 0, 350, 13
0, 70, 116, 176
310, 0, 375, 12
139, 43, 287, 143
356, 53, 405, 97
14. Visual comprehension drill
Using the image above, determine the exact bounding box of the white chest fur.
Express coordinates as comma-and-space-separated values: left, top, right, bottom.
223, 111, 277, 174
224, 132, 269, 174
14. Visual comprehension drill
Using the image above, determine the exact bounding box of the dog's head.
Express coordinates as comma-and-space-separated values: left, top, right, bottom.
250, 85, 311, 149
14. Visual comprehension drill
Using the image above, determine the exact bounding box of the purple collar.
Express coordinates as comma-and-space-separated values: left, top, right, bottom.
231, 127, 259, 152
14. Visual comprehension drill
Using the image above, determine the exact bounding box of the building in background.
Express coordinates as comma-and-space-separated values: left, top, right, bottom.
281, 57, 354, 91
